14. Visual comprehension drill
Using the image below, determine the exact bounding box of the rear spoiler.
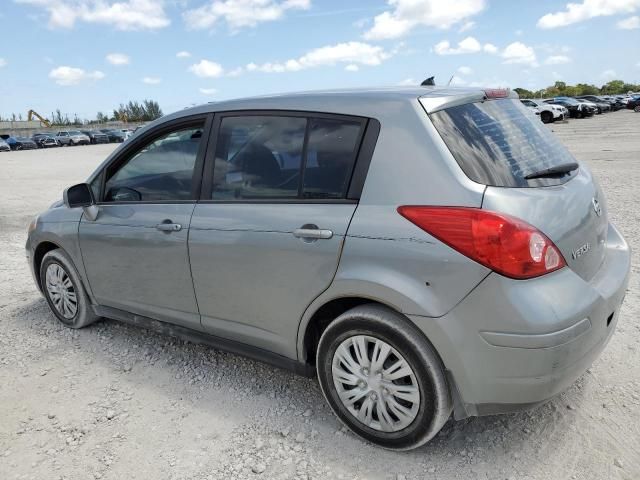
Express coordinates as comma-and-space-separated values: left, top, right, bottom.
419, 88, 518, 114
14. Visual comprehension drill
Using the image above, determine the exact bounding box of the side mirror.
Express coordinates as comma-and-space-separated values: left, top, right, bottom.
64, 183, 94, 208
64, 183, 100, 221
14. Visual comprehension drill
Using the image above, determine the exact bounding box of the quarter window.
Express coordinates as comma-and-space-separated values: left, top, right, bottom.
104, 125, 203, 202
303, 118, 362, 199
211, 115, 363, 200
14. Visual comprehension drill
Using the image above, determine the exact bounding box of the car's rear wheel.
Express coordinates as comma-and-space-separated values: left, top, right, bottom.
540, 111, 553, 124
316, 304, 451, 450
40, 249, 99, 329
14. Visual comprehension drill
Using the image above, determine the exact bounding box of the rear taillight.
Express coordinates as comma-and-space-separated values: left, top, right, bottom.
397, 206, 566, 280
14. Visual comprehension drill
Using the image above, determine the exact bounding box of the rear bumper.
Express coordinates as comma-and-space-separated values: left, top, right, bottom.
411, 222, 630, 419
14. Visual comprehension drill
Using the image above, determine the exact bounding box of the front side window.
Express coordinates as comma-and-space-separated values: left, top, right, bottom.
211, 115, 363, 200
104, 125, 203, 202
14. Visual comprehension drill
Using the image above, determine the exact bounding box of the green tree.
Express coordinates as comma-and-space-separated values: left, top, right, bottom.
142, 99, 163, 120
514, 87, 534, 98
600, 80, 625, 94
574, 83, 599, 95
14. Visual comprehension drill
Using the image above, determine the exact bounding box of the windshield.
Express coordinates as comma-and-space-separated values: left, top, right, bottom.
429, 99, 578, 188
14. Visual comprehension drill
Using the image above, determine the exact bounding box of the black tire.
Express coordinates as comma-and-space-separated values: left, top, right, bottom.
540, 111, 553, 124
40, 249, 99, 329
69, 140, 75, 146
316, 304, 452, 450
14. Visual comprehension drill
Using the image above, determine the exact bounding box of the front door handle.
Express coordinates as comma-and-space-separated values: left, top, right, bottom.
293, 228, 333, 240
156, 221, 182, 232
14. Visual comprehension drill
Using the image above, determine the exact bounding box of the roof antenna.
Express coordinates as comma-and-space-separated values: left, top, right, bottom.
447, 75, 454, 86
421, 76, 435, 86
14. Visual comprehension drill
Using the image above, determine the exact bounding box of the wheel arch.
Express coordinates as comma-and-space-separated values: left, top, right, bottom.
33, 240, 62, 291
299, 294, 420, 368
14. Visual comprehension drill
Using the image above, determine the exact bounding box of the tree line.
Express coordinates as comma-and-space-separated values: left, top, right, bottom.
514, 80, 640, 99
0, 99, 163, 126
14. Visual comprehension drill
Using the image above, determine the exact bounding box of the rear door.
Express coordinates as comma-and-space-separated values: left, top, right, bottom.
189, 112, 374, 357
79, 115, 211, 330
428, 98, 607, 281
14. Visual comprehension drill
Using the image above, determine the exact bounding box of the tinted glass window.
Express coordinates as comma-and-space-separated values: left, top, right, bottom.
303, 118, 361, 199
211, 115, 363, 201
430, 99, 577, 187
104, 125, 203, 202
212, 116, 306, 200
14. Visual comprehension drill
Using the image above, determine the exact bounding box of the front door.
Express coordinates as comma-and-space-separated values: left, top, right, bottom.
189, 113, 365, 357
80, 117, 210, 330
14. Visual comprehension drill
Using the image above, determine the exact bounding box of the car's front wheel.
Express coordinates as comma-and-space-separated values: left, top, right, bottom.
316, 304, 452, 450
40, 249, 99, 329
540, 111, 553, 124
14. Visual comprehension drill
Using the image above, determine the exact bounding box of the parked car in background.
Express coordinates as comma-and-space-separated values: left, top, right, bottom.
0, 138, 10, 152
521, 99, 567, 123
0, 135, 38, 150
545, 97, 595, 118
99, 129, 126, 143
573, 98, 601, 114
27, 86, 630, 450
598, 95, 625, 111
626, 95, 640, 110
81, 130, 110, 144
55, 130, 90, 146
32, 133, 59, 148
575, 96, 611, 114
119, 129, 134, 141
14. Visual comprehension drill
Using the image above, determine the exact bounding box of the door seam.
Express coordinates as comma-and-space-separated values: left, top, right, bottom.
295, 203, 360, 359
185, 203, 202, 322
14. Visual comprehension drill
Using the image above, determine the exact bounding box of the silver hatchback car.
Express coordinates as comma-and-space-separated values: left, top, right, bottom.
26, 87, 630, 450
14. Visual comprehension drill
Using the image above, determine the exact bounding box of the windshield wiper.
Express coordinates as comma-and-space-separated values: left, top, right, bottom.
524, 162, 579, 180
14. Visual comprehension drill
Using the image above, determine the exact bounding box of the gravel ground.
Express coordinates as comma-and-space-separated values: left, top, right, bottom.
1, 111, 639, 480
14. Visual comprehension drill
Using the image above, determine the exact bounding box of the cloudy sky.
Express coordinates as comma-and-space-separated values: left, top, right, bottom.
1, 0, 639, 119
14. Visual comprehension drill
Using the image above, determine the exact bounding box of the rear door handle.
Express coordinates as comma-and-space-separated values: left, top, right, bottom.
293, 228, 333, 240
156, 221, 182, 232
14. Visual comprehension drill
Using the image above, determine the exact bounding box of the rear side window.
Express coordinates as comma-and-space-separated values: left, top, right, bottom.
212, 116, 306, 199
211, 115, 363, 200
430, 99, 577, 187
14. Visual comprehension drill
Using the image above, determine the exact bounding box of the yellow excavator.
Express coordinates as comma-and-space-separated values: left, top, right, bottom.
27, 110, 51, 127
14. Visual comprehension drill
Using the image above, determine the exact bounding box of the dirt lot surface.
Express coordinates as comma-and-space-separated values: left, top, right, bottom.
1, 111, 639, 480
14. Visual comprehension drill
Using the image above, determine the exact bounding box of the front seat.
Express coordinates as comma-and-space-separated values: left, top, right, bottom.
235, 144, 281, 186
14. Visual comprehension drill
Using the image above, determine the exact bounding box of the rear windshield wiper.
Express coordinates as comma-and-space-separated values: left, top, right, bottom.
524, 162, 579, 180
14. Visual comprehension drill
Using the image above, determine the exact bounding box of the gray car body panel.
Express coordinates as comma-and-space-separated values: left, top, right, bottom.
78, 203, 201, 331
27, 86, 631, 419
26, 206, 90, 296
190, 203, 357, 358
411, 222, 629, 416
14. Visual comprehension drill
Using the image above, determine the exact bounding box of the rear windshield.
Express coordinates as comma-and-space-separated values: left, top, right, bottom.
429, 99, 578, 187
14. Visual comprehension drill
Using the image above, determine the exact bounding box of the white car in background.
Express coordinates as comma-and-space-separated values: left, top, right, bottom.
0, 138, 11, 152
521, 99, 568, 123
120, 129, 134, 141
